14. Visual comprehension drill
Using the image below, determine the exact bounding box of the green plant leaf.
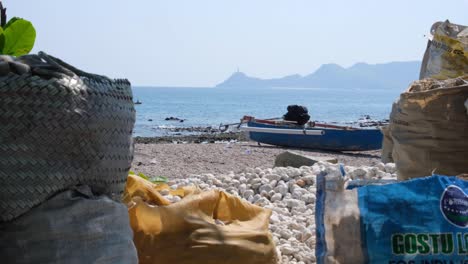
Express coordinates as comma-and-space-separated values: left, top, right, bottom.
0, 27, 4, 52
151, 176, 168, 183
133, 171, 169, 183
137, 172, 150, 180
4, 17, 21, 29
2, 18, 36, 56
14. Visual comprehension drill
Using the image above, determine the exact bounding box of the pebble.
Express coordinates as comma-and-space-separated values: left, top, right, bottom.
296, 179, 306, 187
384, 163, 397, 174
243, 189, 254, 198
271, 193, 282, 202
275, 183, 289, 195
171, 196, 181, 203
157, 162, 397, 263
159, 189, 170, 196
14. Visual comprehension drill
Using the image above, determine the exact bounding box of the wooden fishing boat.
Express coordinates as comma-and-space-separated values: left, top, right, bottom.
239, 116, 383, 151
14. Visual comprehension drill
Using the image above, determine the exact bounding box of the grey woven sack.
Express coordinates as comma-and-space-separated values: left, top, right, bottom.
0, 185, 138, 264
0, 52, 136, 222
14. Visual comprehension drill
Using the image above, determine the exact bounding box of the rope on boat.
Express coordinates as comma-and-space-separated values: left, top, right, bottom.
240, 126, 325, 136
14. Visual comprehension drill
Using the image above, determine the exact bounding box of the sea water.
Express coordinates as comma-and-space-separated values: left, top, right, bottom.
132, 86, 401, 137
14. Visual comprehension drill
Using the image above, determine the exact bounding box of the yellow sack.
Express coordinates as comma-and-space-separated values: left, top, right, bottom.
124, 175, 278, 264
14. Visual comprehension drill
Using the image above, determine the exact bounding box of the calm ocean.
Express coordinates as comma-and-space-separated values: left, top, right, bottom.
132, 86, 401, 137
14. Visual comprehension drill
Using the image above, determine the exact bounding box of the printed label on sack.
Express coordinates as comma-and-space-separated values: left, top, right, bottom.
358, 177, 468, 263
386, 185, 468, 263
441, 185, 468, 228
391, 233, 468, 256
430, 39, 465, 57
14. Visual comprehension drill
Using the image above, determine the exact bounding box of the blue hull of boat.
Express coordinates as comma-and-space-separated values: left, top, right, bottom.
246, 122, 383, 151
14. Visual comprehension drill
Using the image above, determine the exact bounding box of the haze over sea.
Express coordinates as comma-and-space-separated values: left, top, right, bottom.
132, 86, 401, 137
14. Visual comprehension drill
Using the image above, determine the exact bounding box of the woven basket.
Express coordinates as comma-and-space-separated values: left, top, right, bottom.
0, 52, 136, 222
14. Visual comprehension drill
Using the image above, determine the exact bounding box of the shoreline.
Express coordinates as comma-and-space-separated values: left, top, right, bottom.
133, 116, 389, 141
134, 132, 246, 144
133, 116, 388, 144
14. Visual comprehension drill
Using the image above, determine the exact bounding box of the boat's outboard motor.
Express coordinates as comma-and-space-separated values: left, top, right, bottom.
283, 105, 310, 125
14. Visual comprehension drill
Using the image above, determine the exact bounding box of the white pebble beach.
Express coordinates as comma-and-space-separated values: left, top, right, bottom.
131, 141, 395, 264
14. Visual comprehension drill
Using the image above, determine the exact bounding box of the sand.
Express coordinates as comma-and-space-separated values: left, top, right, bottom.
131, 141, 381, 179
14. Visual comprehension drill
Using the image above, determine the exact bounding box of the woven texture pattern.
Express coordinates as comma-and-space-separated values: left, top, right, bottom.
0, 52, 135, 222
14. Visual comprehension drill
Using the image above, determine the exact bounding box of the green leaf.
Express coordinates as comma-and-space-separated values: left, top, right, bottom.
0, 27, 4, 52
133, 171, 169, 183
4, 17, 21, 29
137, 172, 150, 181
151, 176, 168, 183
2, 18, 36, 56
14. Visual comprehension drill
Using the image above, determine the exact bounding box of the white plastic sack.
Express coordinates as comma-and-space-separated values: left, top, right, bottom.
0, 185, 137, 264
420, 20, 468, 80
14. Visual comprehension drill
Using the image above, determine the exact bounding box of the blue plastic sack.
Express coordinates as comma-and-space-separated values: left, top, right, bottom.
316, 174, 468, 263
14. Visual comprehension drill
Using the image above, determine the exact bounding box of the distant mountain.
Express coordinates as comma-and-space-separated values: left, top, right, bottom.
216, 61, 421, 89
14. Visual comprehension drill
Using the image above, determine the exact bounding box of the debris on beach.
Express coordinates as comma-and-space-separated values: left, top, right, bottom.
156, 161, 397, 264
356, 115, 389, 127
164, 116, 186, 122
162, 126, 220, 133
134, 132, 245, 144
407, 76, 467, 92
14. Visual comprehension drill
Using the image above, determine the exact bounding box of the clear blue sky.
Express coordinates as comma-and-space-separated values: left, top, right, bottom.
5, 0, 468, 87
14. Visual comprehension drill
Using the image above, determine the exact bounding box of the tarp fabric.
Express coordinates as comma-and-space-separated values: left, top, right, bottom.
0, 185, 137, 264
125, 175, 278, 264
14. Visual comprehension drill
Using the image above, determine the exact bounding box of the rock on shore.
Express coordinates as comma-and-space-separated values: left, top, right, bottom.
157, 161, 397, 264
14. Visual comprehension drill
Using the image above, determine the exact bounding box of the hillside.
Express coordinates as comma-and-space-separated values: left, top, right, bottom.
216, 61, 421, 89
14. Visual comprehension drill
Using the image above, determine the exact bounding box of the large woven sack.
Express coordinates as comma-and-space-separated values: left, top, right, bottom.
388, 83, 468, 180
380, 125, 393, 164
124, 175, 278, 264
0, 52, 136, 222
0, 185, 138, 264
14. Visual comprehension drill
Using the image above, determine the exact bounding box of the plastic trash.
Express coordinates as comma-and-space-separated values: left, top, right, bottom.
420, 20, 468, 80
